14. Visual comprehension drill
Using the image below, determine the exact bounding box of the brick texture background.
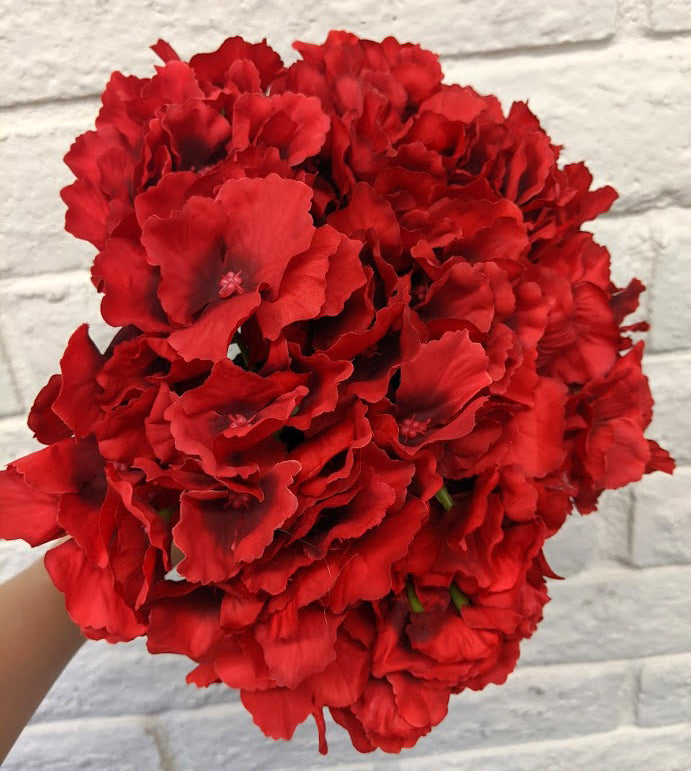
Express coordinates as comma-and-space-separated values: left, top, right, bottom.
1, 1, 689, 768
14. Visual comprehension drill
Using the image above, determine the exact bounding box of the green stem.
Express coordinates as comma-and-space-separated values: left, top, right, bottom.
450, 583, 470, 611
435, 485, 454, 511
406, 577, 424, 613
157, 506, 176, 522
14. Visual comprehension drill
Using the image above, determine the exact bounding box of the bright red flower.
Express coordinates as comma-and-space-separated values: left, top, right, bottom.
371, 329, 491, 455
173, 460, 301, 582
0, 29, 673, 758
566, 342, 674, 512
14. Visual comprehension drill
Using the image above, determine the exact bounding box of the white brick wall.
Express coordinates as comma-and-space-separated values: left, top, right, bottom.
1, 2, 689, 768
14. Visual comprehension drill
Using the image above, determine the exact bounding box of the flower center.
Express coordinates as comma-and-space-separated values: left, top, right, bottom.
399, 415, 430, 442
413, 285, 428, 303
227, 413, 252, 429
225, 492, 253, 510
360, 345, 381, 360
218, 270, 245, 298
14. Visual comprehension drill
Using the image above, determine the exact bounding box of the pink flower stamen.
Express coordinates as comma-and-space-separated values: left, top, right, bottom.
413, 285, 428, 303
218, 270, 245, 298
227, 413, 251, 429
225, 492, 253, 510
399, 416, 430, 442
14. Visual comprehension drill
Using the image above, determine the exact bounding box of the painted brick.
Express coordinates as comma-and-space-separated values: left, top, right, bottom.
0, 415, 41, 467
287, 0, 618, 59
302, 764, 382, 771
0, 357, 20, 416
0, 272, 113, 406
413, 660, 631, 756
3, 717, 163, 771
0, 0, 618, 106
591, 487, 633, 567
637, 653, 691, 727
443, 40, 691, 213
158, 704, 378, 771
398, 725, 691, 771
647, 0, 691, 33
544, 486, 635, 577
159, 661, 630, 768
648, 207, 691, 352
32, 637, 237, 723
520, 565, 691, 665
588, 211, 655, 323
645, 351, 691, 465
0, 104, 98, 278
548, 451, 680, 576
543, 511, 597, 577
0, 539, 51, 583
616, 0, 650, 36
632, 466, 691, 567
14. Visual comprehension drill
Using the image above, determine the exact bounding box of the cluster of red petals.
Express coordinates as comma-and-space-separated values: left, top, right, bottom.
0, 31, 673, 754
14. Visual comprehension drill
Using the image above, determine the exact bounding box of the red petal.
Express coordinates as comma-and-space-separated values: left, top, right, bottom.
214, 634, 274, 690
306, 629, 370, 707
186, 662, 219, 687
255, 605, 342, 689
161, 100, 231, 170
407, 610, 497, 663
168, 291, 262, 362
645, 439, 675, 475
254, 225, 337, 340
241, 685, 313, 741
232, 92, 330, 165
397, 329, 491, 421
60, 179, 109, 248
174, 461, 300, 583
141, 196, 227, 324
27, 374, 71, 444
0, 467, 61, 546
12, 437, 102, 494
503, 377, 567, 477
52, 325, 105, 438
147, 590, 223, 660
327, 496, 428, 613
215, 174, 315, 295
328, 182, 401, 260
151, 39, 180, 62
320, 231, 366, 317
134, 171, 198, 227
189, 37, 284, 91
388, 671, 449, 729
44, 540, 145, 642
93, 238, 168, 332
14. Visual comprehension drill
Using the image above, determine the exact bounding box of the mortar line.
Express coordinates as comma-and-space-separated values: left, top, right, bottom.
0, 319, 26, 412
440, 35, 615, 63
0, 93, 100, 115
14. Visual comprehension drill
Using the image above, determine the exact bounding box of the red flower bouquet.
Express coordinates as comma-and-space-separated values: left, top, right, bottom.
0, 31, 674, 754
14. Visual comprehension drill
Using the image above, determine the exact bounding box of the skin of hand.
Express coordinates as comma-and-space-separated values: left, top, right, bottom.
0, 546, 84, 763
0, 539, 185, 763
